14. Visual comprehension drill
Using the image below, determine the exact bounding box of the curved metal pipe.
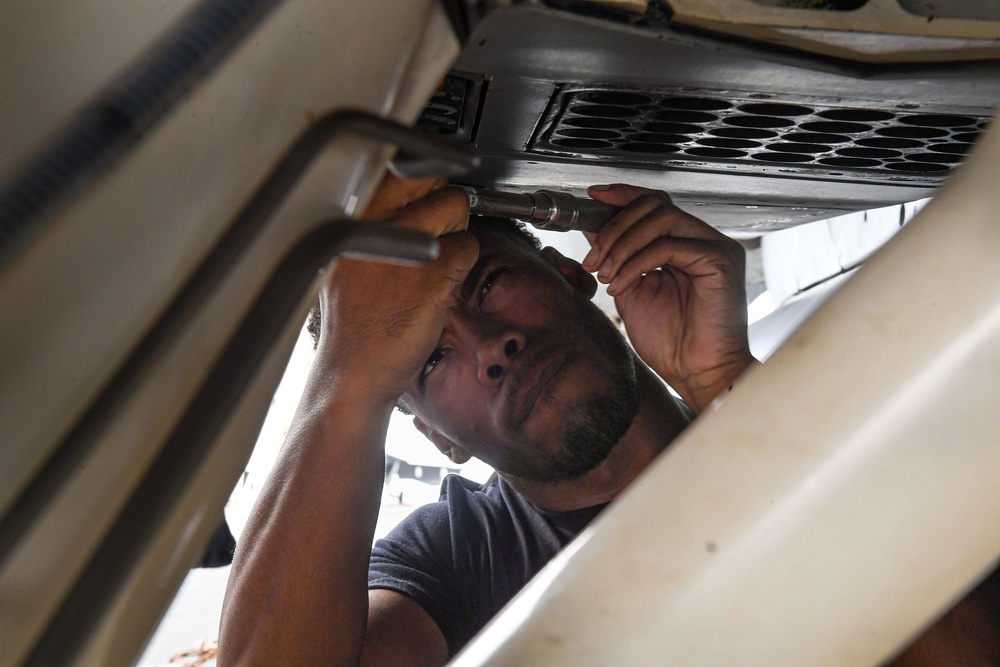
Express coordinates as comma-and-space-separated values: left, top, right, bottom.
0, 109, 473, 568
22, 219, 436, 667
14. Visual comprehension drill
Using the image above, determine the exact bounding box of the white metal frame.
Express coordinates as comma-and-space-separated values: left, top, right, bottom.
450, 107, 1000, 666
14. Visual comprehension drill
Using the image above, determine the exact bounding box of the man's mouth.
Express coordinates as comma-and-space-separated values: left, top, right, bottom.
505, 349, 570, 429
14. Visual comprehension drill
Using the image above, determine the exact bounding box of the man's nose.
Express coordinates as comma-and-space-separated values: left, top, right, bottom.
477, 332, 525, 386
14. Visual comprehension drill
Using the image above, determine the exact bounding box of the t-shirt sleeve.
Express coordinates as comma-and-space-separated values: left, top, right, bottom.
369, 500, 467, 653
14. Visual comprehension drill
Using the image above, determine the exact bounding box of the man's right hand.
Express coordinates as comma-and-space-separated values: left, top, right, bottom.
316, 176, 477, 404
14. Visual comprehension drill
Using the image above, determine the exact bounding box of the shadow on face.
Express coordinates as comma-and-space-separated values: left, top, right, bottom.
403, 218, 640, 483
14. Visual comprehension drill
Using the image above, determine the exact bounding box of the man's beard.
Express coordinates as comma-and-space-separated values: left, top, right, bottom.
513, 299, 641, 483
546, 371, 640, 480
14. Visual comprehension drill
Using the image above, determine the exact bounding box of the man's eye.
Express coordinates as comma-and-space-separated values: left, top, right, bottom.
421, 349, 446, 382
479, 267, 508, 305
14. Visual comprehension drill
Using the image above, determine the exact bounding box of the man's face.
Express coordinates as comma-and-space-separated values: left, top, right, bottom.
402, 222, 640, 482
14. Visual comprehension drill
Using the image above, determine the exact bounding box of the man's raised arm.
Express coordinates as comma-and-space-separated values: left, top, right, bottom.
217, 179, 475, 666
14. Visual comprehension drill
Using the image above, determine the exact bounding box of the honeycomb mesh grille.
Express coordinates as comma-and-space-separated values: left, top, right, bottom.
532, 87, 992, 182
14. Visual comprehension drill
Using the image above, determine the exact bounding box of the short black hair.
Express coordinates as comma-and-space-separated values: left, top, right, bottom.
470, 214, 542, 253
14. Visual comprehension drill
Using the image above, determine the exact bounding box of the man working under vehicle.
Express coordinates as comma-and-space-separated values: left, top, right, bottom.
218, 178, 998, 666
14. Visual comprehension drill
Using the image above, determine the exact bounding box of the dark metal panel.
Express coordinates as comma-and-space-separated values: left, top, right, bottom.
440, 5, 999, 228
459, 156, 931, 229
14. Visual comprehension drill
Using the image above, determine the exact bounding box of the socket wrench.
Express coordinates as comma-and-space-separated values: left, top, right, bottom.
461, 186, 617, 233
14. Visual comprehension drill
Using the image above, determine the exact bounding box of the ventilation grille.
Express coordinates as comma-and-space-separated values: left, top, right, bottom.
532, 87, 992, 183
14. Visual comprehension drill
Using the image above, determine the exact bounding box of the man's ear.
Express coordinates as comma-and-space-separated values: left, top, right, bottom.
412, 417, 472, 465
542, 247, 598, 298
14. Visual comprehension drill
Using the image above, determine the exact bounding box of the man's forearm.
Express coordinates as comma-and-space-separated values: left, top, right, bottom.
216, 179, 473, 666
218, 363, 395, 666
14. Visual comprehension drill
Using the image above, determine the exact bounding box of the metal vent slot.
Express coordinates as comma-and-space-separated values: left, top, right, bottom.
531, 87, 992, 183
414, 74, 479, 138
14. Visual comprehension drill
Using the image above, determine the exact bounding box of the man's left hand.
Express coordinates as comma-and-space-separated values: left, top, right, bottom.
582, 183, 755, 413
